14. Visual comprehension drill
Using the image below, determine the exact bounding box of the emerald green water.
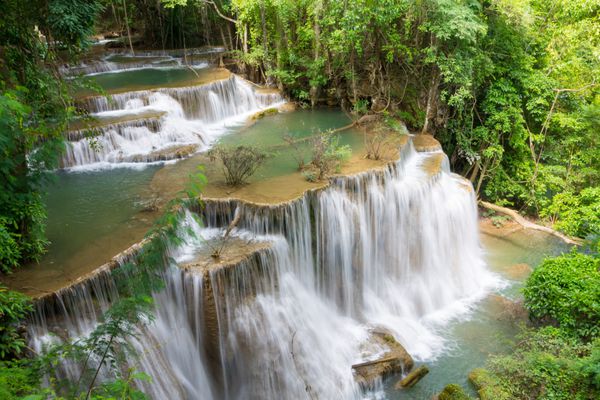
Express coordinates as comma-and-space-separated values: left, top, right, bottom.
43, 167, 159, 266
104, 55, 173, 64
79, 66, 218, 95
219, 109, 363, 181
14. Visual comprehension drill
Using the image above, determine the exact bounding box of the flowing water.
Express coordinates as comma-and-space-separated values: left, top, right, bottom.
16, 58, 569, 399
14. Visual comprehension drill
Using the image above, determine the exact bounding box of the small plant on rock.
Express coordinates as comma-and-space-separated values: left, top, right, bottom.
208, 145, 269, 186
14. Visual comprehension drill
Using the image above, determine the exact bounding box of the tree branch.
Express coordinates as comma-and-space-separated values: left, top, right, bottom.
200, 0, 238, 24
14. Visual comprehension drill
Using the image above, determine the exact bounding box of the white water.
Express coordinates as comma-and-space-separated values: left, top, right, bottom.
30, 140, 500, 399
63, 76, 283, 169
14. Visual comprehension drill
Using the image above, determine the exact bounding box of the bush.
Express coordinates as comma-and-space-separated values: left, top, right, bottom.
541, 187, 600, 238
306, 131, 351, 180
484, 327, 599, 400
208, 145, 269, 186
523, 250, 599, 340
0, 286, 32, 360
364, 127, 397, 160
0, 361, 40, 400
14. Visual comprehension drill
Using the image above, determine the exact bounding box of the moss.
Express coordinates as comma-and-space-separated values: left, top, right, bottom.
438, 384, 472, 400
250, 107, 278, 120
468, 369, 510, 400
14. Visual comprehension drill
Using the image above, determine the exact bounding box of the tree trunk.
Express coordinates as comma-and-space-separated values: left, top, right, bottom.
310, 2, 322, 107
122, 0, 135, 55
422, 67, 440, 135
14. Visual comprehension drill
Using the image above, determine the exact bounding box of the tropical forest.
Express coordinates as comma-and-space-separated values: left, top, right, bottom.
0, 0, 598, 399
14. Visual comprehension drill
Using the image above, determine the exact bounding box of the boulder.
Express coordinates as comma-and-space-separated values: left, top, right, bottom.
352, 330, 414, 387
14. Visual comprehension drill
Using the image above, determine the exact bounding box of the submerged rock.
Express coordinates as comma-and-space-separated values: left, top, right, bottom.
488, 294, 528, 322
503, 263, 532, 280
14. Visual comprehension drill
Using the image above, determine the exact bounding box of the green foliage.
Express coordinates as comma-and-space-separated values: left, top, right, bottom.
0, 286, 32, 360
47, 0, 104, 55
208, 145, 269, 186
438, 383, 472, 400
523, 250, 600, 340
484, 327, 599, 400
468, 368, 511, 400
0, 361, 40, 400
0, 0, 102, 272
541, 187, 600, 238
216, 0, 598, 219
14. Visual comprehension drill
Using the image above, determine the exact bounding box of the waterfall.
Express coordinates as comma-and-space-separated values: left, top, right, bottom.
60, 47, 224, 76
29, 138, 500, 399
64, 76, 283, 169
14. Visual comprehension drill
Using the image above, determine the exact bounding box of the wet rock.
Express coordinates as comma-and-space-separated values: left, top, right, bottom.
278, 102, 297, 113
395, 365, 429, 389
129, 144, 198, 163
250, 107, 278, 120
413, 134, 442, 152
352, 329, 414, 387
488, 294, 528, 322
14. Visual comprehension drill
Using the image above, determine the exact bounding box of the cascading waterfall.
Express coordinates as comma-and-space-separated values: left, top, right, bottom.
60, 47, 224, 76
29, 138, 500, 399
64, 76, 283, 169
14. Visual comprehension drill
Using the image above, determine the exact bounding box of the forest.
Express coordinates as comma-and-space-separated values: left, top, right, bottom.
0, 0, 598, 399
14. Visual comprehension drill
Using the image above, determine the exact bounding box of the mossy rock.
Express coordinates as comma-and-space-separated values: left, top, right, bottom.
437, 384, 472, 400
250, 107, 278, 120
468, 369, 510, 400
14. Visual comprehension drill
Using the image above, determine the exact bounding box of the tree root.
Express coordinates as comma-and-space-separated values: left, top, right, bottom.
479, 201, 583, 246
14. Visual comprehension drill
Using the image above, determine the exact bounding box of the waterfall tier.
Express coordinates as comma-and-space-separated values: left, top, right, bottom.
63, 76, 283, 169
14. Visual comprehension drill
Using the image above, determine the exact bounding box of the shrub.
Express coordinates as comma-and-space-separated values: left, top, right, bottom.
364, 127, 397, 160
307, 131, 351, 180
0, 361, 40, 400
541, 187, 600, 238
523, 250, 599, 340
0, 286, 32, 360
484, 327, 599, 400
208, 145, 269, 186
